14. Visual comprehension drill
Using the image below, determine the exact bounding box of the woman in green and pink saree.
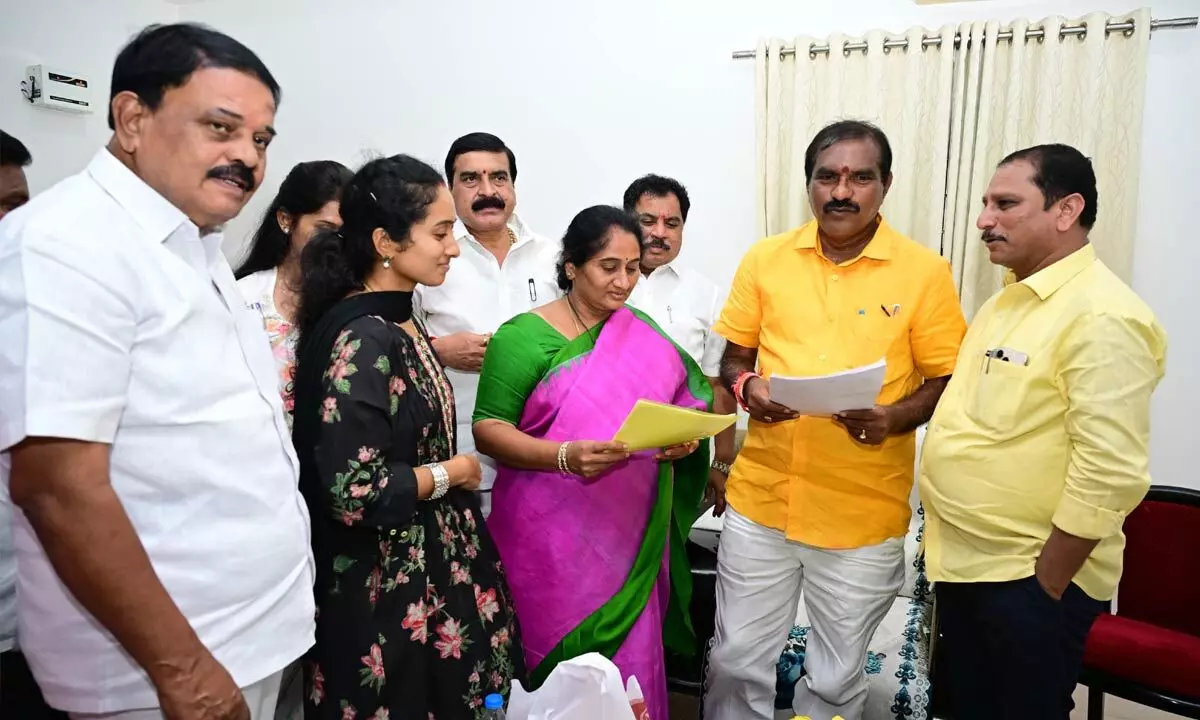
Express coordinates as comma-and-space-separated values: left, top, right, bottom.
472, 206, 713, 720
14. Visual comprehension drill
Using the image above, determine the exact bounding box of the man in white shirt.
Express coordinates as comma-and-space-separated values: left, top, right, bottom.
0, 132, 68, 720
0, 24, 314, 720
623, 174, 737, 512
415, 132, 561, 516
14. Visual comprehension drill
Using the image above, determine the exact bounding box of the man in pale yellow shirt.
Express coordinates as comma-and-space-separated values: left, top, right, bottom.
921, 144, 1167, 719
705, 121, 966, 720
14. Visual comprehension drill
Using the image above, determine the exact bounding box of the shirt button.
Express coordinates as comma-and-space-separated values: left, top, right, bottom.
819, 354, 827, 361
831, 275, 839, 282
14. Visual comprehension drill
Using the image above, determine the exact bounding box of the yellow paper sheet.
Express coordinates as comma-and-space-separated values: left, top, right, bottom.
611, 399, 736, 452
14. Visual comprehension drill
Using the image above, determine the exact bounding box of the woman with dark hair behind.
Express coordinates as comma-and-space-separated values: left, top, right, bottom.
235, 159, 352, 425
472, 206, 711, 720
291, 154, 524, 719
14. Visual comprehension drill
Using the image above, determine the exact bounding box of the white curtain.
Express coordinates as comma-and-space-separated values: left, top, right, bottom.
755, 26, 959, 251
943, 10, 1150, 315
754, 9, 1151, 317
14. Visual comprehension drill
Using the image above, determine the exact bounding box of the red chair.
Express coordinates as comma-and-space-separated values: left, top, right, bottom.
1081, 485, 1200, 719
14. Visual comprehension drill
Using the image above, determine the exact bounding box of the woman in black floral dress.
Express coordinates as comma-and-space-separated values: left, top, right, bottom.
291, 154, 524, 720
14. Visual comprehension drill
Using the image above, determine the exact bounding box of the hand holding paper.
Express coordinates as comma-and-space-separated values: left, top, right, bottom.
768, 358, 886, 417
611, 400, 736, 452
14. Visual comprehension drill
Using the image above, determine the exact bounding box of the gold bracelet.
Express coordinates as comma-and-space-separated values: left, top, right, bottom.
557, 442, 572, 474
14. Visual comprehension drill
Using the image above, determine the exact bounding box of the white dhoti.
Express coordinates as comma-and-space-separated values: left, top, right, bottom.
69, 669, 284, 720
705, 507, 904, 720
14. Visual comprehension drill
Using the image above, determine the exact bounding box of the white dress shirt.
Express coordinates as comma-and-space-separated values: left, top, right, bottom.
628, 261, 727, 377
413, 213, 561, 493
0, 150, 315, 713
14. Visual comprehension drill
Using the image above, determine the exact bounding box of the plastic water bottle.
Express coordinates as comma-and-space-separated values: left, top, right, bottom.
483, 693, 506, 719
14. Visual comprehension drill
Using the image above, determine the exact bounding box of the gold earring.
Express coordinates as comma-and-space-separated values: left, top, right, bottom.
382, 257, 392, 269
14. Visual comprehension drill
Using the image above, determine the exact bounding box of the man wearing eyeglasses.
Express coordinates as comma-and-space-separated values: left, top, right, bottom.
414, 132, 561, 517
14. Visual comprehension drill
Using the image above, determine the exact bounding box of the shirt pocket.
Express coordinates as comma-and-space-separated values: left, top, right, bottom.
850, 309, 912, 380
966, 353, 1032, 433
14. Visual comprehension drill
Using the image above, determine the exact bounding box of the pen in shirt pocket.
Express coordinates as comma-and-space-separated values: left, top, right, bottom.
528, 278, 537, 303
880, 304, 901, 317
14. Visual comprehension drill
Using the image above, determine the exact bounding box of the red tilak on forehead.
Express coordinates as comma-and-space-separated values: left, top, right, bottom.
840, 164, 850, 174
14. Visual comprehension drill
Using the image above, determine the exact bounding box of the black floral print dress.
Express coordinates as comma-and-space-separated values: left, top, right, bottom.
291, 291, 524, 720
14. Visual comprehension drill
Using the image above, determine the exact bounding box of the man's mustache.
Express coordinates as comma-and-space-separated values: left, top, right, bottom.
645, 238, 672, 252
823, 199, 859, 214
472, 195, 506, 212
206, 163, 256, 192
982, 230, 1005, 243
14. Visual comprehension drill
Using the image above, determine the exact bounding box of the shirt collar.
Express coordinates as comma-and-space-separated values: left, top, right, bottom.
644, 262, 681, 281
455, 212, 537, 248
1020, 244, 1096, 300
792, 215, 895, 261
86, 149, 193, 244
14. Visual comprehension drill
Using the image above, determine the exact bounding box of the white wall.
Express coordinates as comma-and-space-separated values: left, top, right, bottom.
179, 0, 1198, 489
2, 0, 1196, 489
0, 0, 178, 193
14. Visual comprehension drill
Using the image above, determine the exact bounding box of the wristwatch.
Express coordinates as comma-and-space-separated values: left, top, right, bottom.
428, 463, 450, 500
711, 460, 732, 476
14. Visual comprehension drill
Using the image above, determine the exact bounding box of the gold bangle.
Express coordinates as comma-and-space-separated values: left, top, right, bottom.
557, 442, 572, 474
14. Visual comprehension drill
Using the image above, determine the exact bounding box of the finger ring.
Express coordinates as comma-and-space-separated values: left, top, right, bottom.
859, 429, 867, 440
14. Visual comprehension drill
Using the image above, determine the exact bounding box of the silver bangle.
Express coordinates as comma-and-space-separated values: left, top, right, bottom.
427, 463, 450, 500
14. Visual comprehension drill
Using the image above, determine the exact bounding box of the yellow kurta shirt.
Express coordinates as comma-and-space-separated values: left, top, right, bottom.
715, 218, 966, 549
920, 244, 1167, 601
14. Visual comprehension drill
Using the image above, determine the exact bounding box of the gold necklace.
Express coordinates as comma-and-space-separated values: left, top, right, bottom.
363, 282, 377, 293
507, 227, 518, 245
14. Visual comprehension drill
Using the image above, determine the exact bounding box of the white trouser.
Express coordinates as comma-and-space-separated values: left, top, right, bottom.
69, 669, 284, 720
705, 507, 904, 720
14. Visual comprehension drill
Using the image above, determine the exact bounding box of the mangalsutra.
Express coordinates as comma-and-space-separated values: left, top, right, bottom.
566, 294, 597, 339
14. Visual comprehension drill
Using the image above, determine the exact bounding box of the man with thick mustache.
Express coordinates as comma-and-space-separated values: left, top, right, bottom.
0, 24, 313, 719
921, 145, 1166, 718
704, 120, 967, 719
414, 132, 560, 516
623, 174, 737, 514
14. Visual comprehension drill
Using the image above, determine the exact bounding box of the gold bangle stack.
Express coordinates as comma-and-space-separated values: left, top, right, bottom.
557, 442, 572, 474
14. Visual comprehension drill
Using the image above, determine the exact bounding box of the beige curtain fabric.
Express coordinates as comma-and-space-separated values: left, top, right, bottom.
754, 9, 1151, 318
943, 10, 1150, 316
754, 26, 959, 251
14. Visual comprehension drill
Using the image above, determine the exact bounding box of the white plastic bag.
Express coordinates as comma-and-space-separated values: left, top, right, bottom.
506, 653, 649, 720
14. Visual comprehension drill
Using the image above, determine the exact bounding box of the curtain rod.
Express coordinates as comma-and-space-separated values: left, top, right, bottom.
730, 15, 1197, 59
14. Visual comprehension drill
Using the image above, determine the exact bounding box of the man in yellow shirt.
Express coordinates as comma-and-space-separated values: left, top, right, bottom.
920, 144, 1167, 719
705, 120, 967, 720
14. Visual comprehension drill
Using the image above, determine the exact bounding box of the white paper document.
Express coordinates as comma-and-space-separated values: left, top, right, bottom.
768, 358, 887, 416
